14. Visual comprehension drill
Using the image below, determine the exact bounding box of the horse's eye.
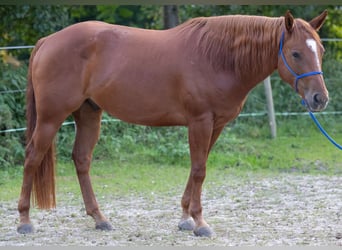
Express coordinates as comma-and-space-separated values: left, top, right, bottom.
292, 52, 300, 59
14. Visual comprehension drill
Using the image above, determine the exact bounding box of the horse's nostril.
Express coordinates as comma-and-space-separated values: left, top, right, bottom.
312, 93, 329, 110
313, 93, 327, 104
313, 94, 320, 104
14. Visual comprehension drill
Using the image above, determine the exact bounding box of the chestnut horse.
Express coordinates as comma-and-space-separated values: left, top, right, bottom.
18, 11, 329, 237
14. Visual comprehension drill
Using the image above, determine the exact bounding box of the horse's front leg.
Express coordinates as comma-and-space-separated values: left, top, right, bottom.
179, 115, 214, 237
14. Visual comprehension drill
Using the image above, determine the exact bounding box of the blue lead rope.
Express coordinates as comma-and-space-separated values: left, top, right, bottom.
301, 100, 342, 150
279, 31, 341, 150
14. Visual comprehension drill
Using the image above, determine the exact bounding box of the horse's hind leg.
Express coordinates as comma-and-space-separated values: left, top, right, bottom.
72, 100, 112, 231
18, 119, 65, 234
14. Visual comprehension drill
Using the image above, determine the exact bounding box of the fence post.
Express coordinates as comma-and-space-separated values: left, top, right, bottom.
263, 76, 277, 138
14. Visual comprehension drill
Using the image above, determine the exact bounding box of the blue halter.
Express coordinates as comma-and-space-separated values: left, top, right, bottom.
279, 31, 341, 150
278, 31, 323, 93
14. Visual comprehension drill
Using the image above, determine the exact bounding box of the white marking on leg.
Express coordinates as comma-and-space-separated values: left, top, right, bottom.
306, 39, 321, 71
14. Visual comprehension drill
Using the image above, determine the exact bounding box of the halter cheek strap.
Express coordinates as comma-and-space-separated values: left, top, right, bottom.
278, 31, 323, 93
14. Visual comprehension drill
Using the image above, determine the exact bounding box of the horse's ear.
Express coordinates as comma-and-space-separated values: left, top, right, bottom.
309, 10, 328, 31
284, 10, 294, 33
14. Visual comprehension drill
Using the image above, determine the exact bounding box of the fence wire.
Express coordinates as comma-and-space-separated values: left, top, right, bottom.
1, 42, 341, 134
1, 110, 342, 134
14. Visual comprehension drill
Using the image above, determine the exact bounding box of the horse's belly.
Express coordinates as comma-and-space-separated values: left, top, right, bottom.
107, 107, 187, 126
94, 92, 187, 126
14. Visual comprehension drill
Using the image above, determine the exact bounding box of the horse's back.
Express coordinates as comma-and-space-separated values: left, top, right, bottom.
30, 21, 191, 125
30, 20, 243, 127
33, 20, 175, 86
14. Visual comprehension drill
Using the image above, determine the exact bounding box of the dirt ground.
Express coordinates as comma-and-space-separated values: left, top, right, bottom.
1, 174, 342, 246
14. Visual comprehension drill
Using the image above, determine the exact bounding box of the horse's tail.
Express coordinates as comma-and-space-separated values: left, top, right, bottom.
26, 38, 56, 209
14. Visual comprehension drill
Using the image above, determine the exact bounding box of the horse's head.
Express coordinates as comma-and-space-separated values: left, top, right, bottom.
278, 10, 329, 112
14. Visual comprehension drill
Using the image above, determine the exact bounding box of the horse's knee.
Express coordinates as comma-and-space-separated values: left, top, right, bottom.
72, 152, 91, 174
190, 164, 206, 183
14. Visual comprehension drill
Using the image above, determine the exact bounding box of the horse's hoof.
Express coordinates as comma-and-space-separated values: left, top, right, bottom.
194, 226, 214, 237
17, 223, 34, 234
178, 218, 195, 231
95, 221, 113, 231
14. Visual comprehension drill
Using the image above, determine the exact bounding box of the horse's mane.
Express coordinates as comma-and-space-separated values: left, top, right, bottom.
174, 15, 284, 78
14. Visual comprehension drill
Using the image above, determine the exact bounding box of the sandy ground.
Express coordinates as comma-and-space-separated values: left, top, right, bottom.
1, 174, 342, 246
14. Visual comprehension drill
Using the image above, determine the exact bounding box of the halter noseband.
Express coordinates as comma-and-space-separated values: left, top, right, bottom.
278, 31, 323, 94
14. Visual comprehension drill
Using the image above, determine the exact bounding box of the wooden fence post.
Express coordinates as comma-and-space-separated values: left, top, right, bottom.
264, 76, 277, 138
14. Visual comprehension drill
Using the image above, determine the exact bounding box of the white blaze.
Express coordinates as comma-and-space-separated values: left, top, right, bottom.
306, 39, 321, 71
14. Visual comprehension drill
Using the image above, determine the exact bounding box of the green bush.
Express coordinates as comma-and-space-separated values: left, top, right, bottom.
0, 62, 27, 168
1, 37, 341, 170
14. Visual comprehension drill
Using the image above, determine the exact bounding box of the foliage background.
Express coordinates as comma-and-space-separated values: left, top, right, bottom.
0, 5, 341, 169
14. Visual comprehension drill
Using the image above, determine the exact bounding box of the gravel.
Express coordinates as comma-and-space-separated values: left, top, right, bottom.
1, 174, 342, 246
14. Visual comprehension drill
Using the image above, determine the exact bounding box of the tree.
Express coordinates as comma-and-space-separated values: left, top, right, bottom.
0, 5, 72, 60
163, 5, 179, 29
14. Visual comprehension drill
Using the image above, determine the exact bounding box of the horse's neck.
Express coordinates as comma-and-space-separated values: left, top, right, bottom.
190, 16, 283, 86
226, 17, 283, 85
235, 34, 281, 86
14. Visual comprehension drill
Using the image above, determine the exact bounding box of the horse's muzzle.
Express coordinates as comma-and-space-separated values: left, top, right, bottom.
306, 92, 329, 112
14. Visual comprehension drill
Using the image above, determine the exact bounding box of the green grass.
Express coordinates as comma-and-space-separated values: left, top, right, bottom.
211, 136, 341, 173
1, 115, 341, 203
0, 121, 342, 201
